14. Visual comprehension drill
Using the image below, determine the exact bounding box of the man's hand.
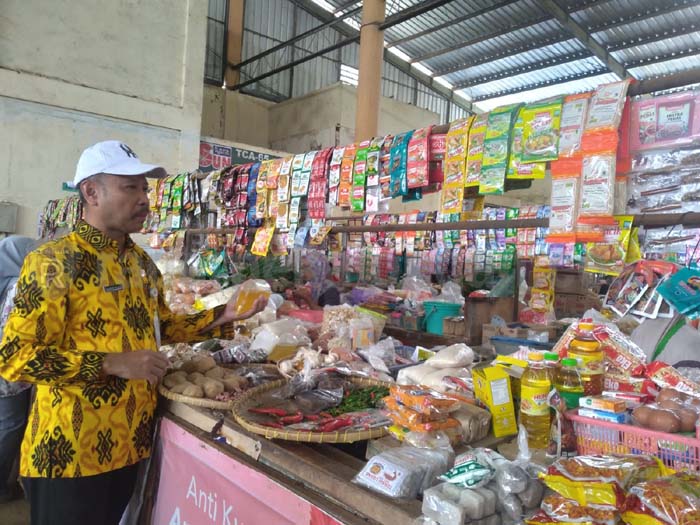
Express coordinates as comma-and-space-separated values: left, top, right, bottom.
102, 350, 170, 385
222, 294, 268, 323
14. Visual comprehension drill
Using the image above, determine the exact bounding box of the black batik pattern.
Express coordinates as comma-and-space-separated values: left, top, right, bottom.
35, 312, 47, 344
85, 308, 107, 338
95, 429, 116, 465
77, 351, 105, 382
25, 348, 70, 381
71, 398, 83, 438
75, 221, 110, 250
13, 272, 44, 316
63, 248, 102, 291
125, 387, 136, 429
32, 426, 76, 477
132, 412, 154, 455
123, 297, 151, 340
184, 311, 208, 328
49, 386, 62, 408
0, 336, 21, 363
82, 375, 127, 409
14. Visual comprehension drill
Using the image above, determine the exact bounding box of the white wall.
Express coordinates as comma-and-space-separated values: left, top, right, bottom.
0, 0, 208, 236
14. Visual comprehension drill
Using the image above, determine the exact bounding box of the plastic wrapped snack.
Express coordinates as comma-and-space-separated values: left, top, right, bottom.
541, 455, 670, 509
539, 494, 619, 525
623, 472, 700, 525
422, 483, 494, 524
440, 448, 507, 489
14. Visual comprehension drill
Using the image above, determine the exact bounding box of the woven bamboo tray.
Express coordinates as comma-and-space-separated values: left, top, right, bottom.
158, 363, 282, 411
232, 376, 392, 443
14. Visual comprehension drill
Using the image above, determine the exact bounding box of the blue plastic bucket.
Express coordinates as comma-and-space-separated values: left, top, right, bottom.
423, 301, 461, 335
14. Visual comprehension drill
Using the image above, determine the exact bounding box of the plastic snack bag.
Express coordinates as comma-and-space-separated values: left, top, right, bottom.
521, 98, 564, 163
559, 92, 592, 157
579, 155, 616, 218
585, 80, 632, 132
623, 472, 700, 525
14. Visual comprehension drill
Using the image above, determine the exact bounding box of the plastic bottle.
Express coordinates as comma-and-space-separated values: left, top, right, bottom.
520, 352, 552, 449
234, 279, 271, 315
543, 352, 560, 384
566, 321, 604, 396
555, 358, 585, 410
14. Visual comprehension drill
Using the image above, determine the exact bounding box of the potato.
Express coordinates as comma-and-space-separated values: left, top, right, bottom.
170, 381, 194, 394
647, 408, 681, 433
163, 373, 188, 389
187, 372, 204, 383
222, 375, 249, 393
205, 366, 225, 380
192, 355, 217, 373
182, 384, 204, 398
202, 379, 224, 400
180, 360, 198, 373
632, 406, 652, 426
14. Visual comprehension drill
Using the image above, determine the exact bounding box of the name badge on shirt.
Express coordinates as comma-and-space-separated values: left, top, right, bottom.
104, 284, 124, 293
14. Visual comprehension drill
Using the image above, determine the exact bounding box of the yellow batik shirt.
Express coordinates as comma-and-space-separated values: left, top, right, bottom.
0, 221, 232, 478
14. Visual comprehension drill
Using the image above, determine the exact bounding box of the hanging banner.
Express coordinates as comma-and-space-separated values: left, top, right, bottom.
151, 419, 343, 525
199, 140, 280, 172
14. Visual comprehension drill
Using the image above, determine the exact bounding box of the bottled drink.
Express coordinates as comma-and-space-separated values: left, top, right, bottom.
567, 321, 604, 396
555, 358, 585, 410
234, 279, 271, 315
544, 352, 560, 384
520, 352, 552, 449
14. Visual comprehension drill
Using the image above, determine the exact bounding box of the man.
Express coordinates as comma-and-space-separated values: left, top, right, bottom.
0, 236, 38, 502
0, 141, 266, 525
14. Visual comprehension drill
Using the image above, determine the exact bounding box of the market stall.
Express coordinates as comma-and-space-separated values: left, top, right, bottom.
123, 73, 700, 525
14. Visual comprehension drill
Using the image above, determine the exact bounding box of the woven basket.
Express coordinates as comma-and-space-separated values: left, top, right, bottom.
158, 384, 235, 410
232, 376, 391, 443
158, 363, 282, 410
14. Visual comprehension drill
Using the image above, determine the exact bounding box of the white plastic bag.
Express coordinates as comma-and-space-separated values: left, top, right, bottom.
426, 344, 474, 369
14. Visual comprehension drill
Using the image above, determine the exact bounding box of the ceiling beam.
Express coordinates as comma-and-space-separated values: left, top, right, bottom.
584, 0, 700, 32
386, 0, 518, 48
380, 0, 460, 31
454, 49, 593, 89
624, 46, 700, 69
469, 67, 608, 102
411, 15, 551, 63
607, 23, 700, 52
287, 0, 471, 112
536, 0, 630, 79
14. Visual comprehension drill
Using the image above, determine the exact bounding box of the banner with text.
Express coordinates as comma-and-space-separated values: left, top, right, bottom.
151, 419, 343, 525
199, 140, 279, 172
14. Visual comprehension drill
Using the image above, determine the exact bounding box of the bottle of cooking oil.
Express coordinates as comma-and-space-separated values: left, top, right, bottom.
555, 358, 584, 410
520, 352, 552, 449
567, 321, 604, 396
543, 352, 560, 384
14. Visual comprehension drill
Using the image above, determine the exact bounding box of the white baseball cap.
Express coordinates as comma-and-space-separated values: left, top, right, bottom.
74, 140, 167, 187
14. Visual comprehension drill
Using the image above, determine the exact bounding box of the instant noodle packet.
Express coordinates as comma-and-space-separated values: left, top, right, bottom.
521, 98, 564, 163
390, 385, 461, 417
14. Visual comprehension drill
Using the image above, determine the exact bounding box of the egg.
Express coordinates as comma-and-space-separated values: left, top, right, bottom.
632, 406, 653, 426
676, 407, 699, 433
647, 408, 681, 433
657, 388, 687, 403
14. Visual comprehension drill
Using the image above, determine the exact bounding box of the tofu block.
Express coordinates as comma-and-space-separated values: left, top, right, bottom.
458, 488, 486, 520
474, 487, 496, 517
422, 484, 466, 525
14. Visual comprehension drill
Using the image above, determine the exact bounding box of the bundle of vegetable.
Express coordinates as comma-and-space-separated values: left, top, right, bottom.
327, 386, 389, 416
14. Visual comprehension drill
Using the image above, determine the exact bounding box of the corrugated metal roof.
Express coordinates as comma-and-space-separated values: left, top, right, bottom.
236, 0, 700, 112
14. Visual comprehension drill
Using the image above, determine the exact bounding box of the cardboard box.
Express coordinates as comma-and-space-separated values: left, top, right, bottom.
579, 396, 627, 413
482, 324, 500, 347
472, 366, 517, 438
578, 407, 629, 424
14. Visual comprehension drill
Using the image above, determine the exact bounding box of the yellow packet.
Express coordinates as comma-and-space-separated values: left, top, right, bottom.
441, 185, 464, 214
584, 215, 633, 276
465, 114, 488, 187
521, 98, 564, 163
250, 223, 275, 257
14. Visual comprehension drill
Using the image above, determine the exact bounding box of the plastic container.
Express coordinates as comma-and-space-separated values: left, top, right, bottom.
555, 358, 584, 410
567, 321, 603, 396
520, 352, 552, 449
544, 352, 560, 384
567, 409, 700, 473
234, 279, 271, 316
423, 301, 461, 335
490, 336, 554, 356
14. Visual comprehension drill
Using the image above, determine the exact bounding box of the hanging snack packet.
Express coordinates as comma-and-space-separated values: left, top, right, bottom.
351, 141, 370, 212
366, 137, 383, 187
584, 215, 633, 276
250, 223, 275, 257
579, 154, 616, 218
341, 144, 356, 184
465, 113, 489, 187
278, 172, 290, 203
585, 79, 632, 132
480, 104, 520, 195
390, 131, 414, 198
292, 153, 305, 172
441, 186, 464, 215
329, 147, 344, 187
266, 159, 281, 189
407, 127, 432, 189
379, 135, 394, 200
548, 166, 580, 236
559, 93, 592, 157
521, 97, 564, 163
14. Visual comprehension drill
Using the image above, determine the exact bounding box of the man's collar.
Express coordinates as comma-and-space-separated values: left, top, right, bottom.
74, 220, 135, 252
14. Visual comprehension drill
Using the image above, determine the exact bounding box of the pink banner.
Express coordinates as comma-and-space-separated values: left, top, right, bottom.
151, 419, 344, 525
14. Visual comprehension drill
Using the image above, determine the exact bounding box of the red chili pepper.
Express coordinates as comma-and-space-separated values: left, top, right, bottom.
260, 422, 284, 429
319, 411, 333, 419
249, 407, 288, 417
279, 411, 304, 425
318, 417, 354, 433
304, 414, 320, 421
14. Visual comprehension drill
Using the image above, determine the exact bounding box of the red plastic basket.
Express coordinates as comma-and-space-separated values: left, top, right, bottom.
567, 409, 700, 472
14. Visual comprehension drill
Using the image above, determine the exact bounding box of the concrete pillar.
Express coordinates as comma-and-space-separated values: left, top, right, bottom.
225, 0, 245, 87
354, 0, 385, 142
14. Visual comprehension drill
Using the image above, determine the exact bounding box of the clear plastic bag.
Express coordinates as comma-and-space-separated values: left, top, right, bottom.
358, 337, 397, 374
579, 155, 616, 218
